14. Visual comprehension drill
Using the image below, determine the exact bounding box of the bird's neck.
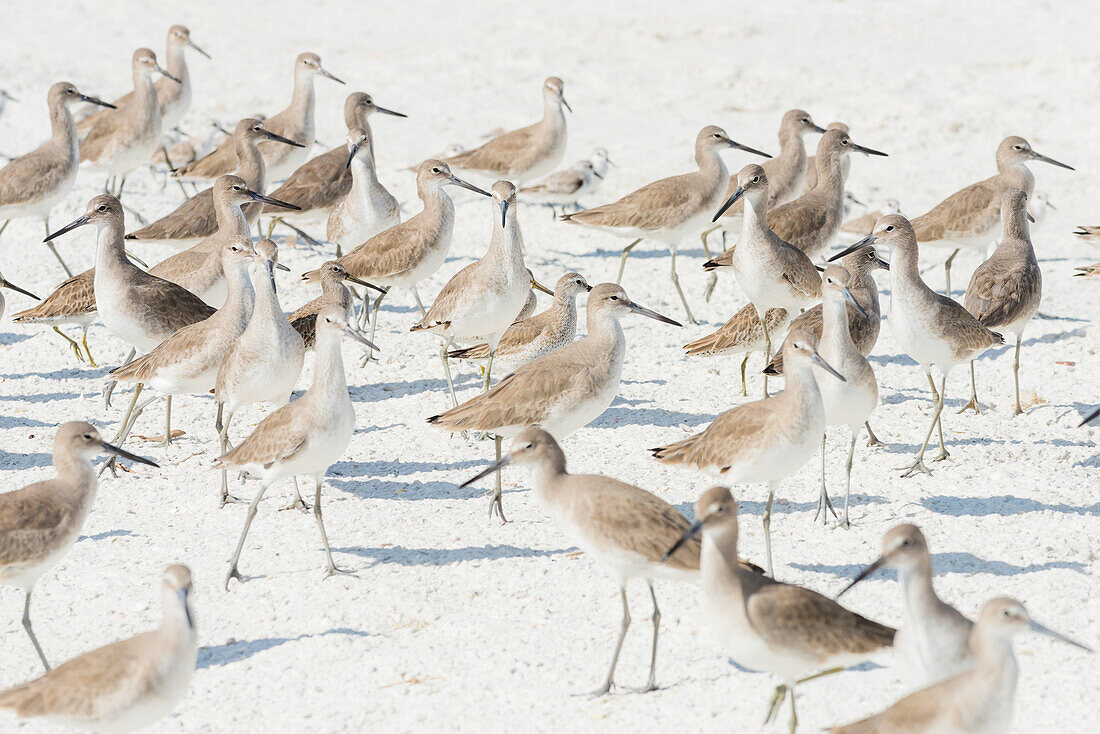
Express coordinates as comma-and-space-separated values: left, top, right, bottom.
249, 266, 283, 322
821, 295, 856, 352
542, 97, 566, 132
219, 262, 255, 324
234, 138, 267, 192
309, 329, 349, 399
132, 69, 158, 113
349, 151, 381, 192
897, 560, 940, 628
48, 99, 78, 158
777, 127, 808, 170
741, 191, 769, 240
695, 144, 728, 188
531, 451, 569, 498
165, 44, 189, 87
812, 148, 845, 196
52, 451, 96, 500
95, 222, 133, 270
487, 211, 524, 265
288, 71, 316, 128
1001, 206, 1032, 246
214, 200, 250, 236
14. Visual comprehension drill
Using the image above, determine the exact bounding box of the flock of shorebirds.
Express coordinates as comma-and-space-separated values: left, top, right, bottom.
0, 23, 1094, 734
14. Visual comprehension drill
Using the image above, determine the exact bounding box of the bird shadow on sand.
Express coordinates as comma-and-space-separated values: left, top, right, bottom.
350, 376, 478, 403
594, 406, 715, 429
328, 477, 466, 502
0, 368, 89, 380
0, 414, 55, 429
673, 493, 888, 521
792, 551, 1086, 581
0, 391, 82, 403
197, 628, 373, 670
0, 451, 52, 470
333, 543, 568, 567
0, 333, 34, 347
78, 529, 136, 543
1022, 328, 1086, 347
921, 494, 1100, 517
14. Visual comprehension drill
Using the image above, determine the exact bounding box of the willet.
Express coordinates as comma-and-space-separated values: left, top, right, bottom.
682, 303, 791, 396
665, 486, 895, 733
440, 77, 571, 185
263, 91, 405, 237
108, 237, 258, 449
712, 164, 822, 395
651, 329, 842, 577
459, 429, 763, 695
802, 121, 850, 193
911, 135, 1072, 295
840, 199, 901, 234
562, 126, 770, 323
960, 188, 1041, 415
447, 271, 591, 368
80, 49, 179, 196
177, 52, 344, 184
411, 181, 532, 401
0, 82, 114, 275
10, 269, 97, 364
303, 160, 487, 345
430, 283, 679, 520
216, 239, 303, 506
0, 422, 157, 670
828, 597, 1090, 733
0, 564, 196, 731
217, 304, 376, 587
290, 260, 380, 349
126, 119, 302, 248
837, 524, 974, 689
326, 126, 400, 257
831, 215, 1003, 477
0, 270, 39, 322
147, 175, 298, 307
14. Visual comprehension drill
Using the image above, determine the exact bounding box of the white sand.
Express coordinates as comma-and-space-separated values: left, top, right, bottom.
0, 0, 1097, 731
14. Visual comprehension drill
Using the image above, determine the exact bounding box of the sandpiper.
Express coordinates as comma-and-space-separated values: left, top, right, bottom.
440, 77, 570, 185
520, 147, 613, 214
217, 304, 376, 588
802, 121, 850, 193
0, 82, 114, 275
430, 283, 680, 521
832, 216, 1003, 477
651, 330, 842, 577
459, 429, 763, 694
911, 135, 1072, 295
326, 126, 400, 257
0, 422, 157, 670
0, 565, 196, 731
290, 260, 379, 349
562, 126, 770, 323
10, 269, 97, 364
0, 270, 39, 322
666, 486, 895, 733
682, 303, 791, 396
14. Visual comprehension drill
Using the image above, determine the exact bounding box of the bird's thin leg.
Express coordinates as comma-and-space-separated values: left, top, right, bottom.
102, 348, 135, 409
111, 383, 144, 444
703, 270, 719, 303
788, 685, 798, 734
152, 396, 174, 447
116, 176, 127, 199
761, 311, 772, 398
217, 407, 245, 506
280, 476, 311, 512
23, 591, 50, 672
1013, 334, 1024, 416
864, 420, 883, 447
843, 427, 858, 528
42, 217, 72, 277
668, 247, 696, 325
225, 481, 273, 589
411, 285, 426, 317
899, 377, 944, 477
933, 375, 950, 461
591, 587, 630, 697
763, 482, 776, 578
764, 683, 789, 726
81, 327, 97, 367
365, 287, 389, 363
640, 581, 660, 693
739, 354, 749, 397
616, 239, 642, 284
699, 224, 720, 260
313, 478, 347, 577
488, 435, 507, 523
51, 326, 84, 363
958, 360, 982, 414
483, 347, 496, 392
815, 431, 836, 524
440, 336, 459, 408
943, 248, 959, 296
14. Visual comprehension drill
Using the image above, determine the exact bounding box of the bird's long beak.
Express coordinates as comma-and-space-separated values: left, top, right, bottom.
1078, 406, 1100, 427
319, 67, 346, 85
1046, 199, 1057, 211
876, 255, 891, 271
0, 278, 40, 300
374, 105, 407, 118
662, 520, 703, 562
560, 94, 572, 113
829, 234, 877, 262
731, 141, 772, 159
1, 91, 18, 103
156, 64, 182, 84
840, 286, 868, 319
591, 170, 604, 180
187, 38, 211, 59
1029, 620, 1093, 652
266, 130, 304, 148
342, 272, 386, 293
459, 456, 512, 489
177, 587, 194, 629
499, 200, 509, 228
248, 190, 301, 210
531, 277, 554, 296
1026, 211, 1036, 223
836, 556, 885, 598
345, 144, 360, 170
628, 301, 682, 326
265, 259, 278, 294
44, 214, 90, 242
811, 350, 846, 382
713, 187, 745, 221
344, 327, 379, 351
1030, 150, 1074, 171
79, 93, 116, 109
810, 123, 827, 133
100, 440, 159, 468
852, 142, 888, 157
449, 175, 492, 197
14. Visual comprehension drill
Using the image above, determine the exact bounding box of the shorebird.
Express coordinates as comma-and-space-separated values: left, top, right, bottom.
108, 237, 258, 449
326, 126, 400, 257
832, 215, 1003, 477
0, 270, 38, 322
0, 82, 114, 275
837, 524, 974, 689
290, 260, 380, 349
665, 486, 895, 733
447, 271, 591, 368
520, 147, 613, 214
562, 126, 771, 323
177, 52, 344, 184
651, 330, 842, 577
146, 175, 298, 306
459, 429, 763, 695
961, 189, 1041, 416
709, 128, 887, 264
303, 160, 488, 344
217, 304, 376, 588
439, 77, 570, 185
911, 135, 1072, 295
712, 164, 822, 395
828, 597, 1090, 734
840, 199, 901, 234
682, 303, 791, 396
411, 181, 533, 401
80, 49, 179, 196
0, 564, 197, 731
10, 269, 97, 364
429, 283, 680, 520
801, 121, 849, 193
0, 422, 157, 671
1072, 224, 1100, 248
126, 119, 302, 247
263, 91, 405, 237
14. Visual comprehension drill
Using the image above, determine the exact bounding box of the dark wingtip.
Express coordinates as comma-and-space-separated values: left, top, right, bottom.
702, 260, 721, 271
124, 233, 137, 240
762, 364, 779, 376
426, 415, 441, 424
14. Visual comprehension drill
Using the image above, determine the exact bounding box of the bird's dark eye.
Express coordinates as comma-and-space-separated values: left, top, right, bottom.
751, 176, 759, 183
885, 225, 895, 232
842, 139, 850, 145
97, 205, 107, 212
83, 434, 92, 440
233, 186, 242, 190
1014, 145, 1023, 150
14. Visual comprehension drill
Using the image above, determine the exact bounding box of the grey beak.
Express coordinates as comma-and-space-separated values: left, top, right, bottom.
345, 144, 360, 170
836, 555, 886, 598
79, 93, 116, 109
374, 105, 407, 118
44, 214, 90, 242
459, 456, 511, 488
265, 130, 305, 148
828, 234, 877, 262
449, 176, 492, 197
248, 190, 301, 210
810, 123, 827, 134
1030, 151, 1074, 171
156, 65, 182, 84
342, 273, 387, 294
560, 95, 572, 113
319, 68, 346, 85
628, 301, 682, 326
713, 187, 745, 221
187, 39, 211, 59
851, 142, 888, 157
662, 520, 703, 562
732, 141, 772, 159
0, 278, 40, 300
1029, 620, 1093, 653
499, 200, 509, 228
1026, 211, 1036, 223
265, 259, 278, 294
344, 327, 379, 351
811, 351, 846, 382
100, 440, 159, 468
840, 286, 868, 319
